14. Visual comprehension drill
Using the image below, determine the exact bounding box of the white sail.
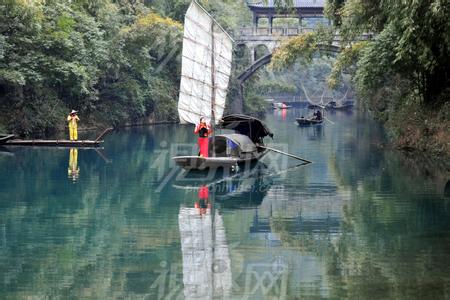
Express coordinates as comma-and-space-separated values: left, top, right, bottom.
179, 206, 232, 299
178, 1, 234, 125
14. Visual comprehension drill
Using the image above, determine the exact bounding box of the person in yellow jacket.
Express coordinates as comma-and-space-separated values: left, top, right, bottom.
67, 110, 80, 141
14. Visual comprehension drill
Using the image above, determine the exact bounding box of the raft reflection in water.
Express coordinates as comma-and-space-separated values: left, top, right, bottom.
179, 185, 232, 299
68, 148, 80, 182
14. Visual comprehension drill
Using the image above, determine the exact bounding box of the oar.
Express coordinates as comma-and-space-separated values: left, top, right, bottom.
258, 145, 312, 164
94, 148, 112, 164
95, 127, 114, 142
324, 116, 335, 124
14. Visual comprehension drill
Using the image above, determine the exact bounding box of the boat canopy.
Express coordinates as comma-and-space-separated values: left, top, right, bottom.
217, 134, 257, 153
219, 114, 273, 143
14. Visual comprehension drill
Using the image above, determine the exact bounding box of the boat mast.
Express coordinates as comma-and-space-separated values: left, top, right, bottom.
210, 21, 216, 157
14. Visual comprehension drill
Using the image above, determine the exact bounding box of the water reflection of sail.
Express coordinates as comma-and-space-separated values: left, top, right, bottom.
179, 187, 231, 299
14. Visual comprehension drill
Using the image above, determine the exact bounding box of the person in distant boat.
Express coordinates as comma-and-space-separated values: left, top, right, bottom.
281, 102, 287, 109
314, 110, 322, 121
67, 110, 80, 141
194, 117, 212, 157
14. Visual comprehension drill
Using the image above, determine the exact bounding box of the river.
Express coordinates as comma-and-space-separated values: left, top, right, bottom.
0, 108, 449, 299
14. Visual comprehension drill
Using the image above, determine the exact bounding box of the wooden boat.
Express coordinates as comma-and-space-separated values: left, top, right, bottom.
2, 128, 112, 148
173, 139, 268, 170
307, 104, 323, 109
173, 115, 273, 170
172, 3, 274, 171
0, 134, 15, 144
272, 102, 292, 109
325, 101, 354, 110
296, 117, 323, 126
4, 139, 103, 148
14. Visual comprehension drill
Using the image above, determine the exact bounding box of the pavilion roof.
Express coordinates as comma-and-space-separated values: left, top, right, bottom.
247, 0, 325, 8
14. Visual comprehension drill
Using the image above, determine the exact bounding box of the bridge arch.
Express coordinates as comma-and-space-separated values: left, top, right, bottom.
254, 44, 271, 61
234, 43, 252, 66
232, 43, 342, 113
237, 44, 341, 85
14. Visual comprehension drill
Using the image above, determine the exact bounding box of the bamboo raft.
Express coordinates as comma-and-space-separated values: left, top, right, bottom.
2, 128, 112, 148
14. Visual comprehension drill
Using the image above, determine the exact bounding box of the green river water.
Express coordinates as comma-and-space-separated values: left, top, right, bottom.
0, 108, 449, 299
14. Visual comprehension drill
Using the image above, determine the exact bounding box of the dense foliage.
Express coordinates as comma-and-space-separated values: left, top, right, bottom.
0, 0, 184, 136
0, 0, 256, 137
0, 0, 182, 135
271, 0, 449, 155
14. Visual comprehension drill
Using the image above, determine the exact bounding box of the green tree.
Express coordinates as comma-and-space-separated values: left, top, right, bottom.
270, 0, 449, 155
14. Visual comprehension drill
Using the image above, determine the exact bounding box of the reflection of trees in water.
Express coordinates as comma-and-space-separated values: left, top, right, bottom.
0, 127, 189, 298
259, 114, 450, 298
0, 124, 276, 298
326, 120, 450, 298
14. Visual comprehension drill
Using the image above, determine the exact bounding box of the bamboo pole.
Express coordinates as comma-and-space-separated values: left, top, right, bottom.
258, 146, 312, 164
95, 127, 114, 142
210, 21, 216, 157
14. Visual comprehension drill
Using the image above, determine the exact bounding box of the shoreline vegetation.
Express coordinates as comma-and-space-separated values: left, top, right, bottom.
0, 0, 261, 138
270, 0, 449, 158
1, 0, 448, 158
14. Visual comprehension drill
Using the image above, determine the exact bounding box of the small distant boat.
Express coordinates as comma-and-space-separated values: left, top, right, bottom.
0, 134, 15, 144
296, 117, 323, 126
272, 102, 292, 110
307, 104, 324, 109
325, 101, 354, 110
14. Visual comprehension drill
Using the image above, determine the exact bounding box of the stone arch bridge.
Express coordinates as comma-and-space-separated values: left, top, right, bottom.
236, 26, 373, 82
231, 26, 372, 112
229, 1, 372, 112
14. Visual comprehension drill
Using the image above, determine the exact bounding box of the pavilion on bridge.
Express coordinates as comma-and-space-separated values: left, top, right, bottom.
247, 0, 327, 29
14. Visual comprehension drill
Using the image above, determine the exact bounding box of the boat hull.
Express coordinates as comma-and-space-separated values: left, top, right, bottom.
326, 105, 353, 110
4, 139, 103, 148
173, 150, 268, 171
296, 118, 323, 126
325, 101, 354, 110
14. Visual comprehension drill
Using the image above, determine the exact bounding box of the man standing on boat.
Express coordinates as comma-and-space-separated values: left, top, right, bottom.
314, 110, 322, 121
67, 110, 80, 141
194, 117, 212, 157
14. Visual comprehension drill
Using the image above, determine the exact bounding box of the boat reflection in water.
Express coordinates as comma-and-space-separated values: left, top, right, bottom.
173, 161, 273, 209
176, 161, 273, 298
214, 170, 273, 210
67, 148, 80, 182
179, 185, 232, 299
